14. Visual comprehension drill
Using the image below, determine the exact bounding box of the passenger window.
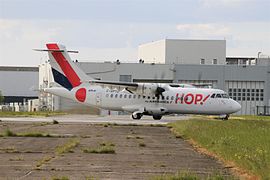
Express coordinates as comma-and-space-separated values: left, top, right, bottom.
211, 94, 215, 98
216, 94, 221, 98
171, 96, 174, 100
162, 96, 165, 100
166, 96, 169, 100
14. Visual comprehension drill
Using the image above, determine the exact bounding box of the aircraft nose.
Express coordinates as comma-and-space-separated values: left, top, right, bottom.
232, 101, 241, 112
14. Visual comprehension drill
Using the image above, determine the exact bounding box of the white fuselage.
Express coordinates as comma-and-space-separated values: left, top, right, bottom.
47, 83, 241, 116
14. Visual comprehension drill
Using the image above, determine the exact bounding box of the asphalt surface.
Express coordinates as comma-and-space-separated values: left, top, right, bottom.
0, 115, 233, 179
0, 114, 189, 125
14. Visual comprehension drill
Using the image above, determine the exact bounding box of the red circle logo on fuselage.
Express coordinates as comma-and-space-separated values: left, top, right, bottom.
75, 88, 86, 102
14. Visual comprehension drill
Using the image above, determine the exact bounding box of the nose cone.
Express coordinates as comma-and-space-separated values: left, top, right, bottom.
232, 101, 241, 113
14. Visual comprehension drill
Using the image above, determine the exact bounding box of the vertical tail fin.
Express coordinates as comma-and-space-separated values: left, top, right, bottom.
46, 43, 90, 90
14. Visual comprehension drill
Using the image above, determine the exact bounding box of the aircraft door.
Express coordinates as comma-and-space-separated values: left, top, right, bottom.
96, 92, 102, 106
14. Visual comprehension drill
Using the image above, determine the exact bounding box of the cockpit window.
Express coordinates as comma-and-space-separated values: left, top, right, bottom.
211, 93, 229, 98
222, 94, 229, 98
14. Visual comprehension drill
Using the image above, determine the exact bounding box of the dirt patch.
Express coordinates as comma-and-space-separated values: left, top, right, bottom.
0, 122, 232, 179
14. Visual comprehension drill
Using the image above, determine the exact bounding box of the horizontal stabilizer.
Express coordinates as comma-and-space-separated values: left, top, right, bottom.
33, 49, 79, 53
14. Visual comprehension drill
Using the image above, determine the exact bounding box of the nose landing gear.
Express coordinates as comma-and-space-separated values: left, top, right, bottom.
131, 113, 143, 120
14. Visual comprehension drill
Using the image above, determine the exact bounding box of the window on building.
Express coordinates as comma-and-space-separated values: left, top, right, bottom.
106, 94, 109, 98
110, 94, 113, 98
119, 75, 132, 82
124, 94, 127, 98
120, 94, 122, 98
129, 95, 132, 98
115, 94, 118, 98
200, 59, 205, 65
133, 95, 136, 99
213, 59, 217, 64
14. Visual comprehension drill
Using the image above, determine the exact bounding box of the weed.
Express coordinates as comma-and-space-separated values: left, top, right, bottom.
36, 156, 54, 168
2, 129, 52, 137
139, 142, 146, 147
151, 171, 198, 180
51, 176, 69, 180
53, 120, 59, 124
0, 146, 19, 153
83, 142, 115, 154
9, 156, 24, 161
56, 138, 80, 155
4, 128, 17, 136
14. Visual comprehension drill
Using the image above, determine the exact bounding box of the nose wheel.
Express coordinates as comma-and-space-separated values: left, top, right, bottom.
132, 113, 142, 120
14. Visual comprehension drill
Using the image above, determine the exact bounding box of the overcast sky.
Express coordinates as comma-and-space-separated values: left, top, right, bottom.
0, 0, 269, 66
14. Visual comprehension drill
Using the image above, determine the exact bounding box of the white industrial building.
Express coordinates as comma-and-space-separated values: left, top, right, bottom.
0, 66, 38, 111
138, 39, 226, 65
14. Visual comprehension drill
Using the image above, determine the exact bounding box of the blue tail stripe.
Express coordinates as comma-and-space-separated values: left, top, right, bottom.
52, 68, 73, 90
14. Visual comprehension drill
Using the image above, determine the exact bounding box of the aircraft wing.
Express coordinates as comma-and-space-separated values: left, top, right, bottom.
89, 80, 138, 92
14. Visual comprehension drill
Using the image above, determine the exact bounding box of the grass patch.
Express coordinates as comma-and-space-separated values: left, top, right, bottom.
9, 156, 24, 161
169, 116, 270, 179
55, 138, 80, 155
0, 146, 19, 153
0, 111, 66, 117
2, 128, 52, 137
82, 142, 115, 154
139, 142, 146, 147
151, 170, 230, 180
36, 155, 54, 168
51, 176, 69, 180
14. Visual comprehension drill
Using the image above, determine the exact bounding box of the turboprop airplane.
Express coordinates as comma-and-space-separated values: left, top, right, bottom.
35, 43, 241, 120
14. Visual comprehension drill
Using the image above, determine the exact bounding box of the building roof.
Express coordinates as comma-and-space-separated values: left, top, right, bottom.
0, 66, 38, 72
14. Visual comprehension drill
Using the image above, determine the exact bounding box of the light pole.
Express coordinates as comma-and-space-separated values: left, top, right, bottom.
257, 51, 262, 65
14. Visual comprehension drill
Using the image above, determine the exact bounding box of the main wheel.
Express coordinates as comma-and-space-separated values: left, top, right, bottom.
153, 115, 162, 120
132, 113, 142, 120
224, 114, 230, 120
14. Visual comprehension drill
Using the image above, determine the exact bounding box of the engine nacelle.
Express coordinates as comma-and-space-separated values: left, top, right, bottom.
135, 83, 158, 96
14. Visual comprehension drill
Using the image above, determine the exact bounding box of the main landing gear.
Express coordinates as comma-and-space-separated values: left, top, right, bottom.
153, 115, 162, 120
131, 113, 163, 120
220, 114, 230, 121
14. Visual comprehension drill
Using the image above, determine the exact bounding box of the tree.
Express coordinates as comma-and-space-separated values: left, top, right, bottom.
0, 90, 4, 104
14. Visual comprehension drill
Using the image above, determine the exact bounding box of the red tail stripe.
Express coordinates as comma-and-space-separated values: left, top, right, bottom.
46, 44, 81, 87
